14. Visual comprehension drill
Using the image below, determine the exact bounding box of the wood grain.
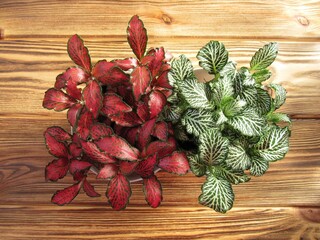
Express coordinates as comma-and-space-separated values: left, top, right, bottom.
1, 0, 320, 239
0, 0, 319, 39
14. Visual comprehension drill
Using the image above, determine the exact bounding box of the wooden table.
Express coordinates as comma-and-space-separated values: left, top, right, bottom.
1, 1, 319, 239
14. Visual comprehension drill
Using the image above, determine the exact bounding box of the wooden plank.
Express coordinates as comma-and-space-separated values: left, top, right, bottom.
0, 0, 319, 39
0, 205, 319, 239
0, 38, 320, 118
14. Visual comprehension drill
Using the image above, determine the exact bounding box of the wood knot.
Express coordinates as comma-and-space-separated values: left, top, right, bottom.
296, 15, 309, 26
298, 208, 320, 224
162, 14, 173, 25
0, 28, 4, 40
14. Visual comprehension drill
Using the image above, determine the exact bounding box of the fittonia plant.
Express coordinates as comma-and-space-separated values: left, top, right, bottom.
167, 41, 291, 213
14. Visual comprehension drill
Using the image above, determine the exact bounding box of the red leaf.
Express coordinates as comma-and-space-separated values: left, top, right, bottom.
97, 164, 118, 179
101, 93, 132, 116
81, 140, 117, 164
117, 85, 136, 106
43, 88, 76, 111
143, 175, 162, 208
76, 110, 94, 139
119, 161, 139, 175
107, 173, 131, 210
157, 88, 172, 98
83, 179, 101, 197
113, 58, 138, 71
127, 15, 147, 60
45, 158, 69, 181
67, 103, 83, 127
56, 67, 89, 100
51, 182, 82, 205
90, 123, 113, 140
138, 118, 156, 150
69, 159, 92, 175
148, 90, 167, 119
152, 70, 172, 89
158, 151, 189, 175
73, 171, 86, 182
98, 66, 130, 86
108, 111, 143, 127
45, 126, 71, 142
83, 80, 103, 118
152, 121, 168, 141
67, 34, 91, 72
142, 47, 165, 78
55, 67, 88, 89
124, 127, 139, 146
44, 132, 68, 158
136, 101, 150, 122
131, 65, 151, 100
144, 137, 176, 159
92, 60, 115, 80
96, 136, 139, 161
69, 142, 82, 158
135, 154, 157, 178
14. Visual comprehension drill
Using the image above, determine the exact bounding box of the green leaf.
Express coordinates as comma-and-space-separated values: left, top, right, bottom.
254, 88, 272, 116
269, 83, 287, 109
250, 42, 278, 71
212, 164, 251, 184
180, 77, 212, 109
212, 75, 235, 105
252, 69, 272, 84
254, 125, 290, 162
213, 110, 228, 126
168, 55, 194, 86
222, 98, 246, 118
199, 129, 229, 166
199, 174, 234, 213
225, 144, 251, 171
188, 154, 206, 177
197, 41, 228, 74
174, 122, 191, 141
220, 61, 237, 80
228, 108, 266, 137
267, 112, 291, 124
162, 105, 184, 123
181, 108, 216, 137
249, 156, 269, 176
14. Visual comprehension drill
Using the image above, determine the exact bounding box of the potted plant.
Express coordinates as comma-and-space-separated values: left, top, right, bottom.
167, 41, 291, 213
42, 15, 189, 210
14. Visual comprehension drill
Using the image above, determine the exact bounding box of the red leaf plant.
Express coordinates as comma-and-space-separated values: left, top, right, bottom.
43, 15, 189, 210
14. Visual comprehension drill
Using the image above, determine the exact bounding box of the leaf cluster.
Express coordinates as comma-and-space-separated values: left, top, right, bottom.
42, 16, 189, 210
167, 41, 291, 213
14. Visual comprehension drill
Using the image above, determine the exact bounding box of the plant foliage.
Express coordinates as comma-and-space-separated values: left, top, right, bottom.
43, 15, 189, 210
167, 41, 291, 213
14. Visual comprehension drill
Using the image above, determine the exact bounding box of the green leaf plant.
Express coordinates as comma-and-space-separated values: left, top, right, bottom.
166, 41, 291, 213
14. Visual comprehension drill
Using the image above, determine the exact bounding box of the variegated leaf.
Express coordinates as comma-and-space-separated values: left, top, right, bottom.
168, 55, 194, 86
221, 98, 246, 118
197, 41, 228, 74
252, 69, 272, 84
250, 42, 278, 71
212, 75, 234, 105
212, 164, 250, 184
181, 108, 216, 137
225, 144, 251, 170
228, 108, 265, 137
219, 61, 237, 80
269, 83, 287, 109
199, 129, 229, 166
249, 156, 269, 176
254, 88, 271, 116
181, 77, 211, 109
254, 125, 290, 162
199, 174, 234, 213
188, 154, 206, 177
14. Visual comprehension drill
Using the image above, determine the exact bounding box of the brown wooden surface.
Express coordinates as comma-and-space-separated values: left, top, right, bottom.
0, 1, 320, 239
